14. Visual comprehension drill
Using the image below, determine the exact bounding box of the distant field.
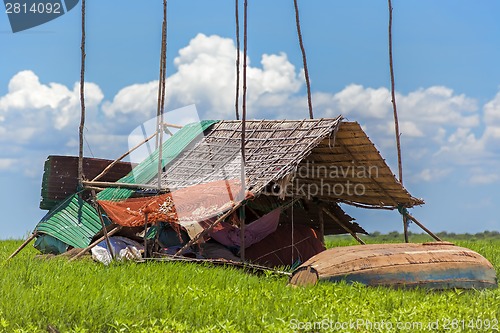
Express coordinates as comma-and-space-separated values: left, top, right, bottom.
1, 234, 499, 332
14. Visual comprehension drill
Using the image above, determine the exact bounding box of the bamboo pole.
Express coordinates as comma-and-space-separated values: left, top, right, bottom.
156, 0, 168, 191
319, 209, 325, 245
293, 0, 314, 119
91, 190, 114, 259
322, 207, 365, 245
78, 0, 86, 189
234, 0, 240, 120
143, 213, 149, 258
69, 226, 122, 261
92, 132, 157, 182
163, 122, 183, 129
240, 206, 246, 261
7, 233, 37, 260
403, 215, 409, 243
405, 212, 442, 242
82, 180, 169, 191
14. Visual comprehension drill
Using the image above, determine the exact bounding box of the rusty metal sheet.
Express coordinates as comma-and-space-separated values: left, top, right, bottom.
40, 155, 133, 210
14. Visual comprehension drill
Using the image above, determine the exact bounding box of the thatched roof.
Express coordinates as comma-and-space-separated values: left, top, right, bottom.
148, 117, 423, 210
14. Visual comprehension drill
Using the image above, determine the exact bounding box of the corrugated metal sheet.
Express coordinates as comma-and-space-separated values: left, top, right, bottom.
97, 120, 218, 201
35, 193, 105, 248
40, 156, 133, 210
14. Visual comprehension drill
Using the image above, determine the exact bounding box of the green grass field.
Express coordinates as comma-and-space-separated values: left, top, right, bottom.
1, 234, 499, 332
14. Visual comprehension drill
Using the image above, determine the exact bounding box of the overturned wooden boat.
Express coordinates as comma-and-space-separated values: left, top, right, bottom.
290, 242, 497, 289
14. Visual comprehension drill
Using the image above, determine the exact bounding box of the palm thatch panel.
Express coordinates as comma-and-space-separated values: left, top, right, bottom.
149, 117, 343, 194
295, 121, 423, 208
149, 117, 423, 210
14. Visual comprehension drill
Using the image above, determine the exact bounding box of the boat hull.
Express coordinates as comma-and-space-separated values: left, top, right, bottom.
290, 243, 497, 289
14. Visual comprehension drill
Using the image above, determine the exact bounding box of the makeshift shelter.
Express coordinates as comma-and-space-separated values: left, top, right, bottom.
25, 117, 424, 267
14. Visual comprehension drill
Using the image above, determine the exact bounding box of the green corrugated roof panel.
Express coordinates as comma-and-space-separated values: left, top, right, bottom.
35, 193, 104, 249
97, 120, 219, 201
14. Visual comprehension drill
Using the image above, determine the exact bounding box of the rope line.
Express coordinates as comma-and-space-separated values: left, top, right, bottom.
293, 0, 314, 119
234, 0, 241, 120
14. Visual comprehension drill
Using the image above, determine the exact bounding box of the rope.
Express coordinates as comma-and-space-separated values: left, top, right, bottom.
78, 0, 86, 189
388, 0, 403, 184
234, 0, 241, 120
156, 0, 168, 190
293, 0, 314, 119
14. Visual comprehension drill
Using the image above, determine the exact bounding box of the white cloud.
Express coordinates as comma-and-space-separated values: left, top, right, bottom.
2, 34, 500, 188
0, 70, 104, 147
377, 120, 424, 138
469, 172, 500, 185
0, 158, 16, 170
333, 85, 391, 119
411, 168, 452, 182
102, 81, 158, 119
103, 33, 303, 120
484, 91, 500, 124
399, 86, 478, 127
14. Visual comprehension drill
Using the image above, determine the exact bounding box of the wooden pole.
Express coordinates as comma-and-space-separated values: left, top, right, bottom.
388, 0, 408, 243
92, 132, 157, 182
240, 206, 246, 261
322, 207, 365, 245
7, 233, 37, 260
143, 213, 149, 258
91, 191, 114, 259
69, 226, 122, 261
293, 0, 314, 119
78, 0, 86, 188
319, 209, 325, 245
403, 215, 409, 243
405, 212, 442, 242
156, 0, 168, 191
83, 180, 169, 191
234, 0, 240, 120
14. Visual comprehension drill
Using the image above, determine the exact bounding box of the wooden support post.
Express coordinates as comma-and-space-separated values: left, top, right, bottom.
175, 201, 244, 257
322, 207, 365, 245
91, 191, 114, 259
319, 209, 325, 245
143, 213, 149, 258
7, 233, 37, 260
240, 206, 246, 262
405, 212, 442, 242
83, 180, 169, 191
92, 132, 157, 182
403, 215, 409, 243
69, 226, 122, 261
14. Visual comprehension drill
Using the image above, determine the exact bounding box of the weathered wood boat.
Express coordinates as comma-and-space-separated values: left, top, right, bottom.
290, 242, 497, 289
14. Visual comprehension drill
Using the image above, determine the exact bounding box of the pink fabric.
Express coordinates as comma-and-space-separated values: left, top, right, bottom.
209, 208, 281, 248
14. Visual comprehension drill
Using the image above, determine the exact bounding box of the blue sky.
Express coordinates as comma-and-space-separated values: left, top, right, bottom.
1, 0, 500, 239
